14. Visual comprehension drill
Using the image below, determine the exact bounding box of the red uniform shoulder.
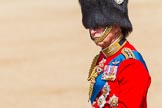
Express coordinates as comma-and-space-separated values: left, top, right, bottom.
117, 59, 151, 108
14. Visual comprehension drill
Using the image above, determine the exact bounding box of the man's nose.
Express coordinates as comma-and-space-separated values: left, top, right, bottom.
90, 29, 96, 34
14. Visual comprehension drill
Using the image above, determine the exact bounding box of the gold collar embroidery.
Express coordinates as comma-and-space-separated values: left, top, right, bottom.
102, 36, 127, 57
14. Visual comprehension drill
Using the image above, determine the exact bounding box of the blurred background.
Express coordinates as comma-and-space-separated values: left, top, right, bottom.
0, 0, 161, 108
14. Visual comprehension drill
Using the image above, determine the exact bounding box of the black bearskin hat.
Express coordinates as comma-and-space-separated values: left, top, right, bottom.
79, 0, 132, 36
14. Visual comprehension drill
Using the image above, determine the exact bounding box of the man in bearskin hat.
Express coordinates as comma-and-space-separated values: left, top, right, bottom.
78, 0, 151, 107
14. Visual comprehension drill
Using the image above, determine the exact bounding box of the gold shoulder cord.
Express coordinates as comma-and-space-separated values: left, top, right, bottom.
88, 54, 100, 79
87, 54, 100, 101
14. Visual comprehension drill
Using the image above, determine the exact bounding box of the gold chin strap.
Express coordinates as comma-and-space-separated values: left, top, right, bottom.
94, 26, 112, 44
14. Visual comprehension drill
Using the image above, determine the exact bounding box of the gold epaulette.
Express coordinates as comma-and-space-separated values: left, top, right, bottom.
121, 48, 135, 59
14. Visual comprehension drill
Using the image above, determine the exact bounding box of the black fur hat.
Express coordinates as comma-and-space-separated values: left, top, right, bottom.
79, 0, 132, 36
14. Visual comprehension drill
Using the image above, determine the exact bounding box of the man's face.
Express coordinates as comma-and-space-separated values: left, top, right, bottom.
89, 27, 106, 41
89, 26, 116, 48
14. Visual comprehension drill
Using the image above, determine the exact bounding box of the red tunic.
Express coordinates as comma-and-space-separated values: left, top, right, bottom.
92, 41, 151, 108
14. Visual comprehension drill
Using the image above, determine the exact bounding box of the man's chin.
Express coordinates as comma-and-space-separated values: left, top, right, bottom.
96, 42, 104, 47
96, 41, 110, 49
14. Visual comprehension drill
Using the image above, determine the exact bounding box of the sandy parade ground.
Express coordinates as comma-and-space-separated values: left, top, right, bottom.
0, 0, 162, 108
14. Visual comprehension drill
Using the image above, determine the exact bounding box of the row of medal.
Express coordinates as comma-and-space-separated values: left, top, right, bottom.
96, 58, 118, 82
93, 58, 119, 108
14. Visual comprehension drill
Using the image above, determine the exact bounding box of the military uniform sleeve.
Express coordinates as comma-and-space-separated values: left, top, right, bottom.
117, 59, 151, 108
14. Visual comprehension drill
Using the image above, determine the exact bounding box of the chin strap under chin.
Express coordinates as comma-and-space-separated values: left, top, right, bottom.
94, 26, 112, 44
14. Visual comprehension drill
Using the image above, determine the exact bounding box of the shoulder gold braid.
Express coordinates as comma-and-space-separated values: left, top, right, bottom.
87, 54, 100, 100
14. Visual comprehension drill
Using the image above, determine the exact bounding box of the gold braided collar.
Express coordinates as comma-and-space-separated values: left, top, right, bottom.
102, 35, 127, 57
